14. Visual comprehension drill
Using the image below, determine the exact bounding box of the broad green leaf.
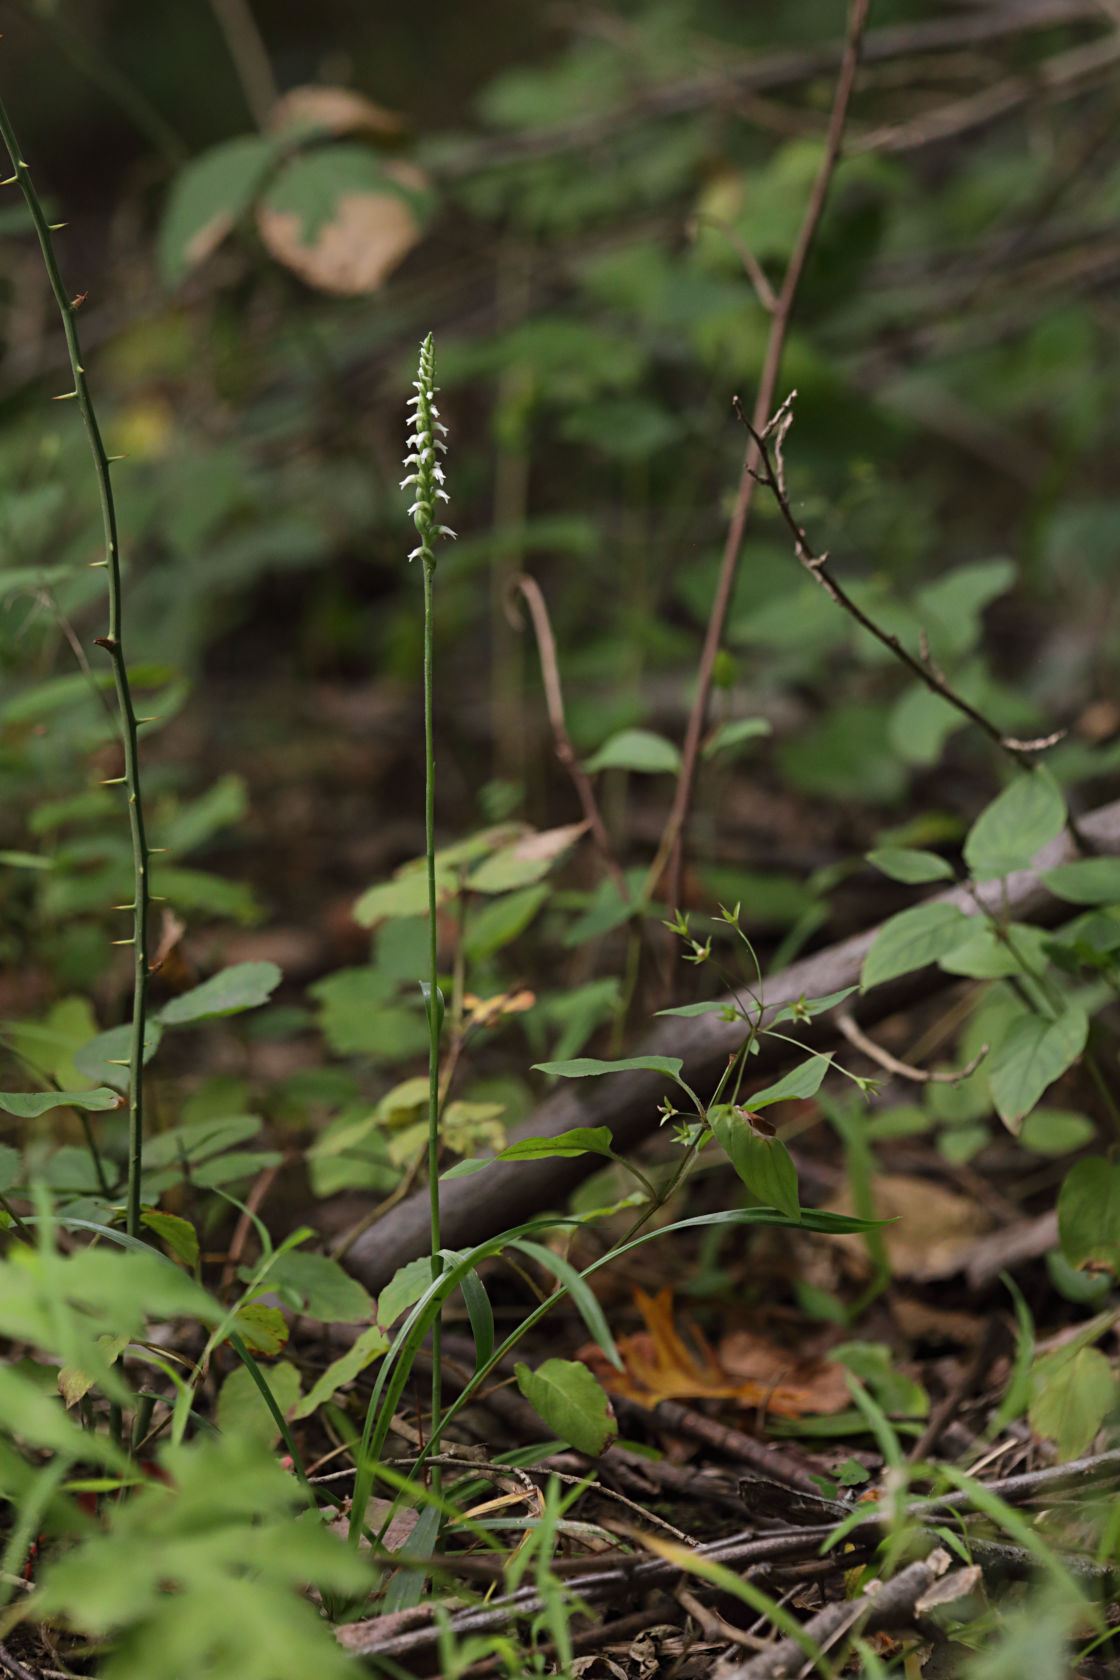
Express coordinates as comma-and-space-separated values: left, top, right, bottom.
584, 728, 681, 775
656, 999, 740, 1020
231, 1301, 288, 1357
1058, 1156, 1120, 1275
217, 1360, 302, 1445
866, 848, 954, 884
467, 822, 585, 894
496, 1126, 614, 1162
989, 1005, 1088, 1132
463, 883, 549, 959
709, 1109, 800, 1221
291, 1325, 389, 1420
1042, 857, 1120, 904
1029, 1343, 1118, 1461
915, 558, 1016, 660
354, 868, 455, 926
514, 1358, 618, 1456
159, 135, 277, 283
159, 962, 281, 1025
832, 1342, 928, 1418
562, 874, 645, 947
963, 768, 1066, 881
376, 1257, 436, 1330
264, 1251, 373, 1324
140, 1209, 199, 1268
533, 1054, 684, 1084
860, 901, 969, 992
309, 969, 428, 1060
938, 919, 1052, 979
702, 717, 771, 759
143, 1115, 262, 1172
73, 1022, 164, 1093
148, 864, 262, 924
0, 1087, 120, 1118
748, 1055, 833, 1110
1018, 1108, 1096, 1156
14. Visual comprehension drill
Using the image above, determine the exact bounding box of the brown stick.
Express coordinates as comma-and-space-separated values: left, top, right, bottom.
651, 0, 871, 915
345, 795, 1120, 1292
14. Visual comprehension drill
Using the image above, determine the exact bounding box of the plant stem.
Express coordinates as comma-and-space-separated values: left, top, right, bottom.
423, 551, 443, 1501
0, 99, 151, 1240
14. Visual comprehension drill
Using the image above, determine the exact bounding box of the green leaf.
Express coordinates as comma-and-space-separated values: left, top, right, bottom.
463, 883, 550, 959
1018, 1108, 1096, 1157
231, 1301, 288, 1357
709, 1109, 800, 1221
149, 865, 262, 924
159, 136, 277, 284
938, 920, 1052, 979
769, 987, 858, 1024
0, 1144, 20, 1193
702, 717, 771, 759
866, 848, 954, 884
1058, 1156, 1120, 1276
748, 1055, 833, 1110
487, 1126, 615, 1166
514, 1358, 618, 1456
1041, 857, 1120, 904
264, 1251, 373, 1324
0, 1087, 120, 1118
353, 868, 455, 926
584, 728, 681, 775
467, 822, 585, 894
140, 1209, 199, 1268
158, 962, 282, 1025
860, 901, 970, 992
291, 1325, 390, 1421
217, 1359, 302, 1445
73, 1023, 164, 1093
376, 1257, 435, 1330
533, 1054, 684, 1084
963, 768, 1066, 881
1029, 1343, 1119, 1461
656, 999, 740, 1020
989, 1005, 1088, 1133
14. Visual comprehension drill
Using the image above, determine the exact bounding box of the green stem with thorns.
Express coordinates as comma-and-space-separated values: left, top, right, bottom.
0, 99, 151, 1240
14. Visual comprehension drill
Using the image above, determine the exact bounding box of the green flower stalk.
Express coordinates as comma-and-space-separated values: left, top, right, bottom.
402, 334, 455, 1487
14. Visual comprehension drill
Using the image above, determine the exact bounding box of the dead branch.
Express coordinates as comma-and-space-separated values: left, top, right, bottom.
345, 795, 1120, 1292
653, 0, 871, 915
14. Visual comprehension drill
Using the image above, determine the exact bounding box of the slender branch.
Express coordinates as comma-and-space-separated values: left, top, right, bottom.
736, 392, 1067, 769
206, 0, 279, 129
835, 1010, 989, 1084
648, 0, 871, 914
506, 574, 626, 891
0, 100, 151, 1240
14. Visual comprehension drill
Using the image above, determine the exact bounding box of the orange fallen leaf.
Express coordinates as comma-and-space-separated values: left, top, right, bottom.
462, 989, 535, 1028
578, 1288, 850, 1417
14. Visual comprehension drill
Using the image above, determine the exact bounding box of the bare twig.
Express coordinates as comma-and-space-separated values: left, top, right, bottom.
206, 0, 280, 129
835, 1009, 989, 1084
852, 30, 1120, 154
651, 0, 871, 915
714, 1552, 952, 1680
735, 393, 1066, 770
507, 573, 627, 890
437, 2, 1109, 181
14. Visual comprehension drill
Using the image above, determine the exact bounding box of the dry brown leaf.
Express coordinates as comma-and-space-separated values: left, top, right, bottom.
504, 820, 589, 863
462, 988, 536, 1028
257, 160, 427, 296
826, 1173, 990, 1282
890, 1295, 985, 1347
268, 85, 403, 142
579, 1288, 850, 1417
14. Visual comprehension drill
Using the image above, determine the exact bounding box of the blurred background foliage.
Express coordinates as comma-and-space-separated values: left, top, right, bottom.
2, 0, 1120, 1071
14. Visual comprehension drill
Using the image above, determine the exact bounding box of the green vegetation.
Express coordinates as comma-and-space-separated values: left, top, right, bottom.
1, 2, 1120, 1675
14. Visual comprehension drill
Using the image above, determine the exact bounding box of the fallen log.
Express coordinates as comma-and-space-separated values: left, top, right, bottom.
346, 796, 1120, 1291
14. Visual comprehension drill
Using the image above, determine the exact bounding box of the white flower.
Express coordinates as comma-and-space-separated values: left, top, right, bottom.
402, 334, 457, 565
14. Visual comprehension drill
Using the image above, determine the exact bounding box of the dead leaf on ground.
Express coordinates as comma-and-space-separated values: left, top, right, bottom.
504, 820, 589, 864
826, 1173, 990, 1282
578, 1288, 850, 1417
890, 1296, 986, 1348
